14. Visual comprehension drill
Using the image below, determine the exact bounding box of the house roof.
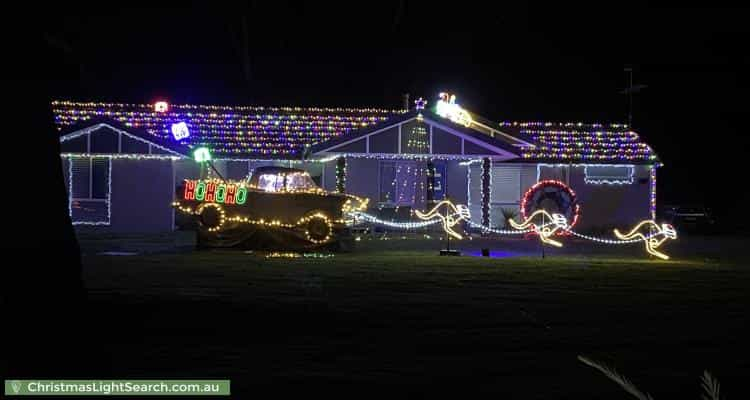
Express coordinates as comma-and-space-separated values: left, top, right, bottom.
497, 121, 658, 163
309, 109, 522, 159
53, 100, 404, 159
53, 100, 659, 163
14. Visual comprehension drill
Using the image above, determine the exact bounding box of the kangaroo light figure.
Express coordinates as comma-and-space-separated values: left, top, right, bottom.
415, 200, 471, 240
508, 209, 569, 247
614, 220, 677, 260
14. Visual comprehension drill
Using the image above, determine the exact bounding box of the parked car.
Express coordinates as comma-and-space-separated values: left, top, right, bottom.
663, 204, 716, 233
174, 166, 367, 249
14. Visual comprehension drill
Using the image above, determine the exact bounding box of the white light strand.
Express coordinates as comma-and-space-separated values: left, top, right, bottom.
69, 156, 113, 226
350, 212, 441, 229
60, 123, 185, 158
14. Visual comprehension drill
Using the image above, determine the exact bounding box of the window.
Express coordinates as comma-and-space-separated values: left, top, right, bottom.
584, 165, 634, 184
257, 173, 285, 192
69, 158, 111, 225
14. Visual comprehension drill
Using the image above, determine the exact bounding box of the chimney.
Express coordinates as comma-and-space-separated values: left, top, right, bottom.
403, 93, 410, 111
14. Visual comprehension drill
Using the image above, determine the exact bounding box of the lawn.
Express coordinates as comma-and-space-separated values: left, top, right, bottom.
78, 236, 750, 398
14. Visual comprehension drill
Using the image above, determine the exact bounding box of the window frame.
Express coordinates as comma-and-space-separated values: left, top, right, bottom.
68, 157, 112, 225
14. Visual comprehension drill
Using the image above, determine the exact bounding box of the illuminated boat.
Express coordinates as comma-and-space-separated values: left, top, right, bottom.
173, 166, 367, 250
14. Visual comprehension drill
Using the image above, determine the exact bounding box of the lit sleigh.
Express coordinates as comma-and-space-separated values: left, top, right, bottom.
173, 167, 368, 250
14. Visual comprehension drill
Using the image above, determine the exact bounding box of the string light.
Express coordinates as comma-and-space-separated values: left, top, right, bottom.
335, 157, 346, 193
583, 165, 634, 185
414, 200, 471, 240
350, 212, 441, 229
650, 165, 658, 219
265, 252, 335, 259
61, 153, 181, 161
498, 121, 656, 162
174, 202, 338, 244
614, 220, 677, 260
53, 100, 403, 158
68, 156, 112, 225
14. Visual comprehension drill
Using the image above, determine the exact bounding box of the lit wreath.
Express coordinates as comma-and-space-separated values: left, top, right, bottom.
299, 212, 334, 245
520, 180, 581, 230
195, 202, 226, 232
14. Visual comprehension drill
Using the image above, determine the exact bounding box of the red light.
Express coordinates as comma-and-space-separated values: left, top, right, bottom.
183, 180, 196, 200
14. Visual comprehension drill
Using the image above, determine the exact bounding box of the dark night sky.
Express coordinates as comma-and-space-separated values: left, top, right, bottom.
9, 3, 750, 222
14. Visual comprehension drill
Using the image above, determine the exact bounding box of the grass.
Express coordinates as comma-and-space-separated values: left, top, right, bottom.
77, 237, 750, 398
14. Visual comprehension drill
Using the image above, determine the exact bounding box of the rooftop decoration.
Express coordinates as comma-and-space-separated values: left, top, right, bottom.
170, 121, 190, 140
154, 101, 169, 113
192, 147, 212, 162
435, 92, 473, 127
53, 101, 658, 163
498, 121, 657, 162
414, 97, 427, 110
53, 100, 404, 158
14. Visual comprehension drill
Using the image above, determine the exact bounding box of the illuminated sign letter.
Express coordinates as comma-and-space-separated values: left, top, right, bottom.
216, 184, 226, 203
183, 180, 196, 200
225, 185, 236, 204
205, 182, 216, 202
236, 187, 248, 205
195, 181, 206, 201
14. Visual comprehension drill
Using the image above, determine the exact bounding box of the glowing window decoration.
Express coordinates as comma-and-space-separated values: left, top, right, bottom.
154, 101, 169, 113
521, 180, 580, 230
614, 220, 677, 260
170, 121, 190, 140
508, 210, 568, 247
435, 92, 473, 127
414, 200, 471, 240
193, 147, 212, 162
583, 165, 634, 185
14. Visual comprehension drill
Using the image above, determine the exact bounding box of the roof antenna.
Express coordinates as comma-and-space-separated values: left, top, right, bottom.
620, 66, 648, 128
403, 93, 410, 111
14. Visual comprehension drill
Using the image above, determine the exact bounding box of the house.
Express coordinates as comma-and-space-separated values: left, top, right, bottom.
54, 96, 659, 234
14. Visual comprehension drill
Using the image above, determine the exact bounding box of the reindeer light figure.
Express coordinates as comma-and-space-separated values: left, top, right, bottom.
415, 200, 471, 240
508, 210, 569, 247
614, 220, 677, 260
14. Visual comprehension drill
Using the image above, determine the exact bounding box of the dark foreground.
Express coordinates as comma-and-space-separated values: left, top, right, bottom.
54, 236, 750, 397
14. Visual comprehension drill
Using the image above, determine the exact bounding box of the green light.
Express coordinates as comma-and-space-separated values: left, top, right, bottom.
216, 184, 226, 203
195, 182, 206, 201
236, 187, 248, 205
193, 147, 212, 162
